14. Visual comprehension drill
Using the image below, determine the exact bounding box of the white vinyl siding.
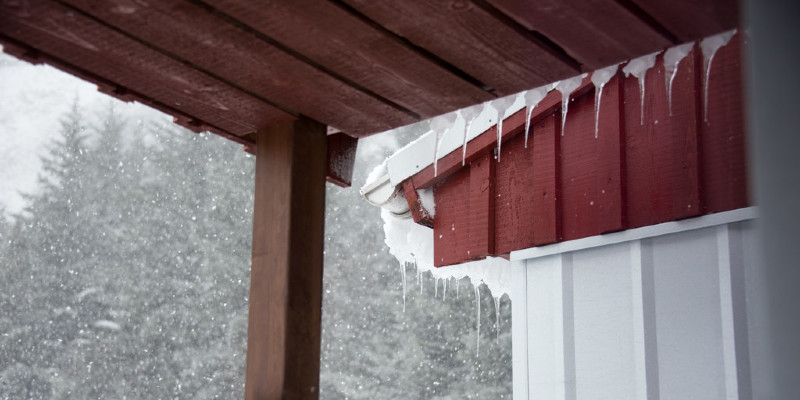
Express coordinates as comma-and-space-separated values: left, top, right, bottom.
512, 208, 756, 400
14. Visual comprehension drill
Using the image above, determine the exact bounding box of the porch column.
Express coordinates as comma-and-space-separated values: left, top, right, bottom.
245, 117, 327, 400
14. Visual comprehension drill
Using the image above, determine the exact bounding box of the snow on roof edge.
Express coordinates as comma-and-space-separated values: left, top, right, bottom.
385, 93, 527, 187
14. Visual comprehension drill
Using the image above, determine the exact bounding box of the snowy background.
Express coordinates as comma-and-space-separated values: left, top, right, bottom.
0, 50, 511, 399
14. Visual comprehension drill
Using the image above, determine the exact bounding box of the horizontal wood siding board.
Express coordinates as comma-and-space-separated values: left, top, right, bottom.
0, 0, 295, 137
58, 0, 415, 137
485, 0, 672, 69
203, 0, 494, 119
494, 133, 536, 255
468, 152, 496, 258
340, 0, 580, 96
560, 88, 601, 241
700, 32, 749, 213
433, 168, 471, 267
412, 77, 593, 190
628, 0, 740, 42
532, 113, 560, 245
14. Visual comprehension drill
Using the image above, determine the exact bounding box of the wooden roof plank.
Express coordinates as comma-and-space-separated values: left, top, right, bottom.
629, 0, 740, 42
203, 0, 494, 120
340, 0, 580, 96
0, 38, 252, 146
0, 0, 294, 137
484, 0, 673, 69
58, 0, 416, 137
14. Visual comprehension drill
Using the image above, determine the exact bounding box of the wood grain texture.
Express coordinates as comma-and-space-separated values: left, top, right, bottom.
468, 152, 496, 259
700, 32, 749, 213
0, 0, 294, 137
59, 0, 414, 136
0, 37, 253, 146
629, 0, 740, 42
340, 0, 580, 95
532, 113, 560, 245
594, 75, 626, 233
326, 133, 358, 188
623, 48, 701, 228
486, 0, 671, 69
560, 87, 601, 241
402, 180, 435, 228
494, 132, 536, 255
433, 168, 471, 266
204, 0, 494, 119
248, 118, 326, 400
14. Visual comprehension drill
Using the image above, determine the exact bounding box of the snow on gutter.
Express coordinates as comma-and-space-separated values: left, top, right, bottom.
384, 93, 527, 188
359, 95, 527, 303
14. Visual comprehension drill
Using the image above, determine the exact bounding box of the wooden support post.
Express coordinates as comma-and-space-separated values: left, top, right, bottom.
246, 117, 327, 400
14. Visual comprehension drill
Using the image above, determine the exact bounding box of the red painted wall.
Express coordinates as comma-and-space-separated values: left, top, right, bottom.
417, 32, 748, 267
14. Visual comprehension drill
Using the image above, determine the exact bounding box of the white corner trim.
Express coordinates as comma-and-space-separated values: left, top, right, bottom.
510, 207, 758, 261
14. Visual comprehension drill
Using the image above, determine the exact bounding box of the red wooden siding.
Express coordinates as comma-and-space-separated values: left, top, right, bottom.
418, 33, 748, 267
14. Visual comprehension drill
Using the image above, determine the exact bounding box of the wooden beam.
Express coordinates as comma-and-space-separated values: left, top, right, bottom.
247, 117, 327, 400
326, 133, 358, 188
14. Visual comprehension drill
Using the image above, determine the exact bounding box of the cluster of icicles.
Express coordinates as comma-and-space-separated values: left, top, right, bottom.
431, 29, 737, 176
402, 262, 504, 358
404, 30, 738, 357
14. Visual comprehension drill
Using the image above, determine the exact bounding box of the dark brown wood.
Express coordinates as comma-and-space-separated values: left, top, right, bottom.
629, 0, 740, 42
204, 0, 494, 119
402, 180, 434, 227
0, 38, 255, 147
486, 0, 671, 69
247, 118, 327, 400
340, 0, 580, 96
59, 0, 415, 137
326, 133, 358, 188
0, 0, 294, 137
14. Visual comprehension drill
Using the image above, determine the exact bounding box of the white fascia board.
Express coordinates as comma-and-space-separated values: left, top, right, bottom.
385, 95, 526, 186
511, 207, 758, 261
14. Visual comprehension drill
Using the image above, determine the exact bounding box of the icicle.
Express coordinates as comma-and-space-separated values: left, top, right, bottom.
475, 284, 481, 357
431, 112, 457, 176
663, 43, 694, 116
401, 262, 407, 312
622, 52, 658, 125
555, 74, 587, 135
456, 278, 460, 299
460, 104, 483, 166
523, 85, 551, 147
493, 296, 501, 343
700, 29, 736, 123
442, 278, 447, 302
434, 277, 439, 298
490, 95, 516, 162
590, 64, 619, 138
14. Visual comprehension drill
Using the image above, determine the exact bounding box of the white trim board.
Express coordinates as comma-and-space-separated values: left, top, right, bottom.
511, 207, 758, 261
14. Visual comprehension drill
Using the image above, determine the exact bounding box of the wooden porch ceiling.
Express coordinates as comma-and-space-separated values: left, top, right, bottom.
0, 0, 739, 146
